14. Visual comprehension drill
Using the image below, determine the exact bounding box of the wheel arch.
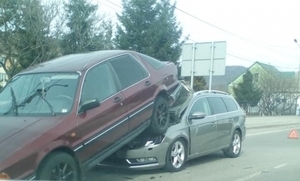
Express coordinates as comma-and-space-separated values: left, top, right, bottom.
234, 127, 242, 137
170, 134, 190, 155
156, 87, 168, 100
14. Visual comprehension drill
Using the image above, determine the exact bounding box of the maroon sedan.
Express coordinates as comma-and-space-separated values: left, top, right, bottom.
0, 50, 179, 180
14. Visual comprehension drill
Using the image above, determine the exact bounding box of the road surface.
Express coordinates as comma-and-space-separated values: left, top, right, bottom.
87, 116, 300, 181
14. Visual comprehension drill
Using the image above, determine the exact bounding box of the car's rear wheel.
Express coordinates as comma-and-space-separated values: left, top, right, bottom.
37, 152, 79, 180
149, 96, 169, 135
164, 138, 187, 172
223, 130, 242, 158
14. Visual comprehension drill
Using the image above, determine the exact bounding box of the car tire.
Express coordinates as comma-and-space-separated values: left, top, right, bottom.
164, 138, 187, 172
37, 152, 79, 180
223, 130, 242, 158
149, 96, 170, 135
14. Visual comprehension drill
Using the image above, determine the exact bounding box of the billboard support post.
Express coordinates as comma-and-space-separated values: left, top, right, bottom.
209, 42, 215, 92
190, 43, 196, 88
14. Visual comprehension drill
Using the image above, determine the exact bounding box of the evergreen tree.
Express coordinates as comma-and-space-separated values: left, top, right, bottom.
62, 0, 113, 55
115, 0, 184, 62
233, 70, 263, 112
184, 76, 207, 91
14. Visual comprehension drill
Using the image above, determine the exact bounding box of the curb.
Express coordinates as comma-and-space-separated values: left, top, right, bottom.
247, 122, 300, 130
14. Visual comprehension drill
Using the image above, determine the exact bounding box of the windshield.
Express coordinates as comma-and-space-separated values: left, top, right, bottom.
0, 73, 79, 116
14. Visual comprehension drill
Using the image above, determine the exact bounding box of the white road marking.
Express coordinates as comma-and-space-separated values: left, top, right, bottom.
247, 127, 300, 137
234, 172, 261, 181
274, 163, 287, 169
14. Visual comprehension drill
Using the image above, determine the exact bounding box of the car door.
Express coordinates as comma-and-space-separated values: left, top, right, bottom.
207, 97, 232, 149
219, 97, 240, 146
188, 97, 217, 155
75, 62, 128, 164
109, 54, 156, 132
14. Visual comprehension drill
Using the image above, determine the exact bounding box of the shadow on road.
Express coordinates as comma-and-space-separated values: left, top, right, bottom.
87, 151, 233, 181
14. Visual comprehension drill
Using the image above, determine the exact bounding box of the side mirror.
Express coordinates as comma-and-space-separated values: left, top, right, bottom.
188, 111, 206, 120
79, 99, 100, 113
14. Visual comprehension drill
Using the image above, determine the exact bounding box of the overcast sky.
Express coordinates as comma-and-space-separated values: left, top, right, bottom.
95, 0, 300, 71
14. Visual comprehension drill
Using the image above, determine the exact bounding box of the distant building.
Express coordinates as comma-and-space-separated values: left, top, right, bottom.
228, 61, 296, 94
0, 67, 8, 87
228, 61, 298, 115
203, 65, 247, 92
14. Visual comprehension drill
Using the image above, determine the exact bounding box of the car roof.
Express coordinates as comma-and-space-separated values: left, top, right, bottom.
192, 90, 233, 100
20, 50, 134, 74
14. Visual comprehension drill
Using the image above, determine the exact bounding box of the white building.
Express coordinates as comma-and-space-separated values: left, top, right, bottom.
0, 67, 8, 87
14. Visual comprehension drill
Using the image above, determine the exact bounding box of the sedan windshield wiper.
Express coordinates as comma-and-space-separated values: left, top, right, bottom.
18, 83, 68, 108
20, 84, 68, 116
35, 89, 56, 116
3, 88, 18, 116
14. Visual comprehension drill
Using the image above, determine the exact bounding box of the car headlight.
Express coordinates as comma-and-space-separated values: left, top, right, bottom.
0, 172, 11, 180
126, 157, 158, 165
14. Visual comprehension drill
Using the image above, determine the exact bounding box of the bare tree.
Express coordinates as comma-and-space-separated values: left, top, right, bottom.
0, 0, 62, 78
257, 69, 298, 116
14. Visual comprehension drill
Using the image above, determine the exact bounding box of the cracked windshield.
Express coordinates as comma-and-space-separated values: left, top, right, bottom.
0, 0, 299, 181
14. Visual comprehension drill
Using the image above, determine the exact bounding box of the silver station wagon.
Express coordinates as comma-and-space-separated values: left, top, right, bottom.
100, 81, 246, 172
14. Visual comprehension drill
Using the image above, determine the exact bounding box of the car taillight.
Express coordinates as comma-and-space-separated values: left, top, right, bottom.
0, 172, 10, 180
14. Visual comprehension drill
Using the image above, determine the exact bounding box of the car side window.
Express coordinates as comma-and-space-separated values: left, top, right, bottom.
138, 53, 165, 69
81, 63, 118, 103
109, 55, 148, 89
189, 98, 211, 116
207, 97, 227, 114
222, 97, 238, 112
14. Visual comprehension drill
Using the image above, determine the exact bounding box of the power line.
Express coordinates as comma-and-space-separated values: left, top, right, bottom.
105, 0, 122, 9
104, 0, 296, 49
97, 1, 121, 13
227, 53, 298, 70
172, 5, 296, 49
100, 0, 298, 70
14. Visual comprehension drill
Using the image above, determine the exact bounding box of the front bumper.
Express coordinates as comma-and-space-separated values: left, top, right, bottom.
99, 141, 170, 170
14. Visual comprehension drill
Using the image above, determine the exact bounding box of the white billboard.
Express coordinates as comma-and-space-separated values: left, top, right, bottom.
181, 41, 226, 76
181, 41, 227, 90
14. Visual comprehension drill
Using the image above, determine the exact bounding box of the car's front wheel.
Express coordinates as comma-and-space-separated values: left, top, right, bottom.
164, 138, 187, 172
37, 152, 79, 180
223, 130, 242, 158
149, 96, 170, 135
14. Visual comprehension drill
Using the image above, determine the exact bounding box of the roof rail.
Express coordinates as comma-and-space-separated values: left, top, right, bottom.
197, 90, 229, 95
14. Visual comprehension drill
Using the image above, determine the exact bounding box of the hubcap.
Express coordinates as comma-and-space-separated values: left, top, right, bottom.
50, 162, 74, 180
170, 141, 185, 168
232, 134, 241, 154
156, 104, 168, 126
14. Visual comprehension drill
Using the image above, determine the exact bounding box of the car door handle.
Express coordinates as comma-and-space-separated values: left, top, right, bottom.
229, 118, 233, 122
113, 96, 122, 103
210, 122, 216, 127
144, 81, 151, 86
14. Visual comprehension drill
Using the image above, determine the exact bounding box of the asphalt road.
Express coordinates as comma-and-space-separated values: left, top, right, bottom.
87, 118, 300, 181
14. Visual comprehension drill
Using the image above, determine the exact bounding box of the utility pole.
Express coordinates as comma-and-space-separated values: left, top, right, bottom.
294, 39, 300, 115
294, 39, 300, 93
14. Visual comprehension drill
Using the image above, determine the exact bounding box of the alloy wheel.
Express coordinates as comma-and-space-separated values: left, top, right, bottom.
50, 162, 75, 180
170, 141, 185, 168
156, 104, 168, 127
232, 133, 241, 155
